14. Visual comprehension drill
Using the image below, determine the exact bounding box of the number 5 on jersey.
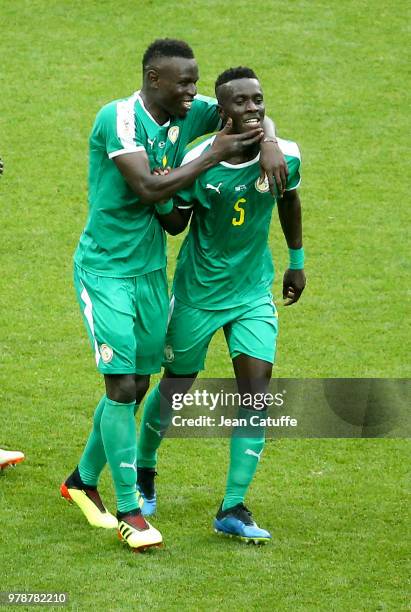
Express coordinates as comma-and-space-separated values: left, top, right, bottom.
232, 197, 246, 226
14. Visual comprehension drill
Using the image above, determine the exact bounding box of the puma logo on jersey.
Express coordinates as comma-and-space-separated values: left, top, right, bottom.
119, 460, 137, 472
206, 182, 223, 194
245, 448, 262, 461
147, 138, 154, 148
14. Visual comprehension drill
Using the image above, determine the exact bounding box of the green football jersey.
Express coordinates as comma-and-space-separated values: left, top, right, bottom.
172, 135, 301, 309
74, 92, 219, 277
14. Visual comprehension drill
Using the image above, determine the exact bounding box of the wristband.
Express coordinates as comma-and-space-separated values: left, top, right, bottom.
155, 199, 174, 215
288, 247, 305, 270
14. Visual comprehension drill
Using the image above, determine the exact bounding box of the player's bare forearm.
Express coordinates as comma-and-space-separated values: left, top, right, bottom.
157, 204, 192, 236
260, 116, 289, 195
277, 188, 302, 249
115, 150, 220, 204
114, 122, 263, 205
278, 188, 305, 305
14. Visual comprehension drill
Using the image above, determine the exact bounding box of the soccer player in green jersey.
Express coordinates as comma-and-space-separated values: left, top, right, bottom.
61, 39, 288, 551
136, 67, 306, 543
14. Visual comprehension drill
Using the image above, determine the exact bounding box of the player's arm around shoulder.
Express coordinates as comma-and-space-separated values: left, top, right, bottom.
260, 115, 289, 196
115, 119, 263, 205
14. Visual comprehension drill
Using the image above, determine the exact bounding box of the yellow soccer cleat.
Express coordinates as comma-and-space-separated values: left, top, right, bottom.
0, 448, 25, 470
117, 509, 163, 552
60, 467, 118, 529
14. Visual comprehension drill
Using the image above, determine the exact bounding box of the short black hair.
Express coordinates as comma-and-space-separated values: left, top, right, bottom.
142, 39, 194, 71
215, 67, 258, 93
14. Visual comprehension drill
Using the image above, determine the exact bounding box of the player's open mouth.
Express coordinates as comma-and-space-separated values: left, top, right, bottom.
243, 117, 261, 126
181, 100, 193, 110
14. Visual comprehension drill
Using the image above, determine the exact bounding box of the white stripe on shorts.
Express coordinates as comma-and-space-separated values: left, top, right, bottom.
167, 295, 176, 327
80, 283, 100, 366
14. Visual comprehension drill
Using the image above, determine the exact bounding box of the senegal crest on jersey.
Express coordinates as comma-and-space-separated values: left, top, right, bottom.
100, 344, 114, 363
164, 345, 174, 362
168, 126, 180, 144
255, 176, 270, 193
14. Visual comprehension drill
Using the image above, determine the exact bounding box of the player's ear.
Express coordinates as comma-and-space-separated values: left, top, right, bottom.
218, 105, 226, 123
147, 68, 160, 89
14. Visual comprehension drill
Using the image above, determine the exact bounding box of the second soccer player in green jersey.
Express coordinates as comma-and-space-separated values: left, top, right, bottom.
137, 67, 306, 543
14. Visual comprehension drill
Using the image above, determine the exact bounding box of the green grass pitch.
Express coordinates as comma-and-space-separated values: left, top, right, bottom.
0, 1, 409, 610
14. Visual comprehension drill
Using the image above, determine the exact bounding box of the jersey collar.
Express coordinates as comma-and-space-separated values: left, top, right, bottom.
220, 152, 260, 169
135, 90, 171, 128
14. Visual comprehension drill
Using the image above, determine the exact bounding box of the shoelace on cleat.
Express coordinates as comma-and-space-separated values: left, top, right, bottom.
218, 503, 254, 525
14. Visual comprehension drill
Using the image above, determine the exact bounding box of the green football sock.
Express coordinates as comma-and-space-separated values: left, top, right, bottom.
78, 398, 140, 487
78, 395, 107, 486
137, 384, 172, 468
222, 407, 266, 511
100, 398, 138, 513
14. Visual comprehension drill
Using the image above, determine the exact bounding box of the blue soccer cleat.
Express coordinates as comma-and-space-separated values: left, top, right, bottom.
137, 467, 157, 517
214, 502, 272, 544
139, 492, 157, 517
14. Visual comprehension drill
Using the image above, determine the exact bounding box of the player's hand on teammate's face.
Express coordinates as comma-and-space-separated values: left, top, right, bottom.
211, 118, 263, 162
282, 268, 306, 305
260, 142, 289, 197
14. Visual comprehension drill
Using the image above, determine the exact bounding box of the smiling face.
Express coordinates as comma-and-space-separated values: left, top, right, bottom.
150, 56, 199, 118
217, 77, 265, 133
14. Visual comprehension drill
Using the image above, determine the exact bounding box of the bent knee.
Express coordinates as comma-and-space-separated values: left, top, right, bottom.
105, 374, 137, 404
